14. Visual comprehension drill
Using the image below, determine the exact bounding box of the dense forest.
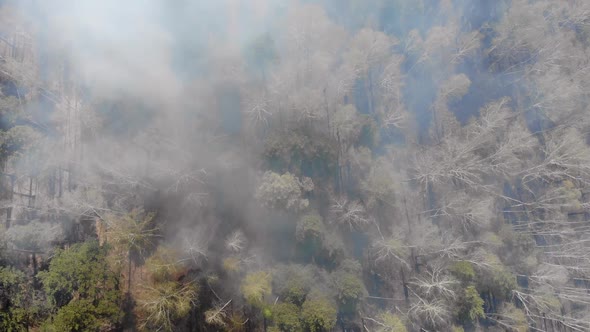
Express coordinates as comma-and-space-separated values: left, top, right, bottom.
1, 0, 590, 331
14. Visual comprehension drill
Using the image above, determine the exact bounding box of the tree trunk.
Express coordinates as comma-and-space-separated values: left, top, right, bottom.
400, 268, 409, 303
58, 168, 63, 197
403, 197, 420, 273
6, 175, 14, 229
28, 176, 33, 207
127, 253, 132, 294
336, 130, 343, 194
324, 87, 330, 132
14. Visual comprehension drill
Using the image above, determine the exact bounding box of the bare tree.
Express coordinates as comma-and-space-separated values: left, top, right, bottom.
408, 294, 451, 330
428, 192, 494, 232
226, 230, 246, 253
521, 127, 590, 187
330, 196, 371, 231
409, 266, 458, 300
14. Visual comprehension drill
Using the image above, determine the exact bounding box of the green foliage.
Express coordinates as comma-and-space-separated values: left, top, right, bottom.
498, 303, 527, 332
499, 226, 535, 254
106, 209, 158, 260
449, 261, 475, 282
333, 105, 365, 145
332, 271, 367, 306
272, 302, 302, 332
136, 246, 198, 332
223, 256, 241, 273
263, 129, 338, 179
144, 246, 184, 282
263, 306, 273, 319
295, 214, 327, 263
318, 232, 345, 267
539, 294, 561, 311
361, 158, 396, 209
373, 237, 409, 263
482, 232, 502, 247
1, 308, 29, 332
0, 125, 41, 157
0, 266, 37, 331
136, 281, 198, 332
493, 271, 518, 299
296, 214, 324, 242
0, 266, 27, 304
0, 92, 40, 163
559, 179, 583, 210
498, 226, 537, 272
48, 299, 116, 332
476, 254, 517, 300
457, 286, 485, 323
338, 259, 362, 274
0, 95, 20, 124
375, 311, 407, 332
38, 241, 123, 331
357, 118, 380, 148
281, 276, 309, 306
241, 271, 272, 308
256, 171, 312, 212
301, 297, 337, 332
273, 265, 313, 306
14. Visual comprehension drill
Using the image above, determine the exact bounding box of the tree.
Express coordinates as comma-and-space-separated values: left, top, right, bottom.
343, 28, 397, 115
271, 302, 302, 332
105, 209, 158, 292
136, 281, 197, 332
300, 296, 337, 332
522, 127, 590, 186
135, 246, 197, 332
330, 197, 371, 231
144, 246, 185, 282
0, 266, 41, 331
457, 286, 484, 323
241, 271, 272, 308
360, 157, 397, 210
494, 303, 527, 332
273, 264, 313, 306
431, 74, 470, 141
0, 125, 41, 162
296, 213, 325, 261
38, 241, 123, 331
474, 253, 517, 309
225, 230, 246, 253
410, 268, 458, 301
273, 3, 347, 125
449, 261, 475, 282
6, 221, 63, 253
204, 299, 232, 329
429, 192, 494, 233
408, 296, 450, 330
371, 311, 407, 332
331, 269, 367, 313
256, 171, 313, 213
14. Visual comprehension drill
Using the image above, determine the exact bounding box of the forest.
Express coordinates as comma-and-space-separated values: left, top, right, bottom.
0, 0, 589, 331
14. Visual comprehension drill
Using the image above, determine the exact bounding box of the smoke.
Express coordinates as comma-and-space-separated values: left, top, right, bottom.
26, 1, 281, 103
2, 0, 507, 255
6, 0, 516, 295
